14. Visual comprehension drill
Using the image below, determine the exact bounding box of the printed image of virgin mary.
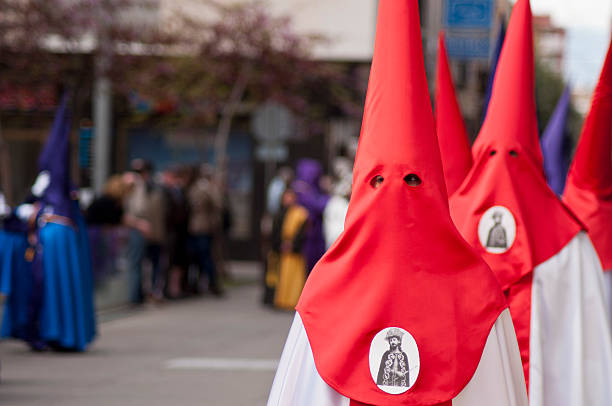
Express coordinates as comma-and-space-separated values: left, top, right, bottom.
486, 211, 508, 249
376, 328, 410, 388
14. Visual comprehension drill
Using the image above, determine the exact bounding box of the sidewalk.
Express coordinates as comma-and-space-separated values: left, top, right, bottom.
0, 262, 294, 406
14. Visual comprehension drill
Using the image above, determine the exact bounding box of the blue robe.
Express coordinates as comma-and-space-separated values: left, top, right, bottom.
38, 217, 96, 351
0, 229, 33, 341
1, 207, 97, 351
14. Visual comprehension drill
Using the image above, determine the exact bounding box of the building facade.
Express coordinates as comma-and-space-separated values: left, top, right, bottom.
533, 14, 567, 76
0, 0, 512, 260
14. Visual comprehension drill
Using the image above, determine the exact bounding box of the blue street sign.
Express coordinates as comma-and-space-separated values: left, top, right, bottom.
445, 0, 494, 29
79, 126, 93, 168
445, 34, 490, 59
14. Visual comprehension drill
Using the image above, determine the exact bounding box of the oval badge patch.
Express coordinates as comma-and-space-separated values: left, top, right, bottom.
478, 206, 517, 254
369, 327, 420, 394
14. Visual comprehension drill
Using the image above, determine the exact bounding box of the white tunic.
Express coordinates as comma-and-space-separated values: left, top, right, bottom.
323, 195, 350, 249
603, 271, 612, 322
0, 192, 9, 218
529, 232, 612, 406
268, 309, 528, 406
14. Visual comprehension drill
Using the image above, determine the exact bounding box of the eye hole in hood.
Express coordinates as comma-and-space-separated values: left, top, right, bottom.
370, 175, 384, 189
404, 174, 422, 187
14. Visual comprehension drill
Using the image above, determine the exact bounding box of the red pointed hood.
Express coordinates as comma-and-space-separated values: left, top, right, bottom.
563, 38, 612, 270
449, 0, 582, 383
472, 0, 541, 166
435, 32, 473, 196
296, 1, 506, 404
451, 0, 581, 289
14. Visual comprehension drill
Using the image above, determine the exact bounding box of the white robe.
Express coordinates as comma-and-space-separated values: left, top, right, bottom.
268, 309, 528, 406
323, 195, 349, 249
603, 271, 612, 322
529, 231, 612, 406
0, 192, 9, 218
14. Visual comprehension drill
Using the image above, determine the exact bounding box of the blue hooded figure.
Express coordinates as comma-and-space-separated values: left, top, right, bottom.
0, 207, 33, 345
2, 93, 97, 351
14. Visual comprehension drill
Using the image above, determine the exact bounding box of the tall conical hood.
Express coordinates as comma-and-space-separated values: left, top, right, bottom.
563, 39, 612, 270
37, 92, 74, 219
473, 0, 541, 166
354, 0, 446, 197
566, 43, 612, 196
297, 1, 506, 404
39, 93, 70, 173
450, 0, 582, 386
435, 32, 473, 196
482, 18, 506, 121
542, 85, 572, 195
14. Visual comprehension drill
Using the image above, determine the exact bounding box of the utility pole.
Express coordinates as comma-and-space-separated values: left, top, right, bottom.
92, 2, 113, 194
93, 76, 112, 193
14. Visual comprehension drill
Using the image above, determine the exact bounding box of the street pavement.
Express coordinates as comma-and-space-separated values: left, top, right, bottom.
0, 263, 294, 406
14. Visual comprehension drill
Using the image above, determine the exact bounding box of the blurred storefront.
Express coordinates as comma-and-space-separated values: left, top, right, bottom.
0, 0, 513, 261
0, 83, 61, 204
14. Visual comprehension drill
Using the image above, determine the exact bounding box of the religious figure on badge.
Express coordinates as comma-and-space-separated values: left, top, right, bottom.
486, 211, 508, 249
376, 328, 410, 388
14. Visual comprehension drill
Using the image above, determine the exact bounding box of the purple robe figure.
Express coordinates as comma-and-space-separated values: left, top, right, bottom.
292, 159, 330, 274
541, 86, 571, 195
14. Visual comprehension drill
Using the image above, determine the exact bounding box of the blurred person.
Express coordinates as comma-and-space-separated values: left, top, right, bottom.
86, 175, 131, 226
0, 190, 9, 219
187, 165, 223, 296
163, 166, 191, 299
86, 174, 152, 232
323, 157, 352, 249
261, 166, 294, 301
124, 159, 153, 305
144, 172, 167, 301
263, 186, 303, 306
215, 180, 232, 282
272, 188, 308, 310
2, 94, 96, 351
318, 174, 333, 196
292, 159, 330, 274
85, 174, 144, 284
131, 164, 167, 302
263, 207, 284, 306
267, 166, 294, 215
0, 201, 31, 347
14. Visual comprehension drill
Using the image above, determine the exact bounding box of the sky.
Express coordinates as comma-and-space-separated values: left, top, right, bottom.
530, 0, 611, 29
526, 0, 612, 88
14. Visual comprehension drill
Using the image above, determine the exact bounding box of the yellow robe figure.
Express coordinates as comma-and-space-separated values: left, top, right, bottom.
274, 205, 309, 310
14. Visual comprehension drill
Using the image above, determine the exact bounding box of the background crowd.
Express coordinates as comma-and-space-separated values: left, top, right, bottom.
262, 156, 353, 310
85, 159, 231, 304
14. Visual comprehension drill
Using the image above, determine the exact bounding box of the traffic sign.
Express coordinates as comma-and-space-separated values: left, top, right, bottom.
251, 101, 294, 143
445, 33, 490, 59
255, 144, 289, 162
445, 0, 494, 29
